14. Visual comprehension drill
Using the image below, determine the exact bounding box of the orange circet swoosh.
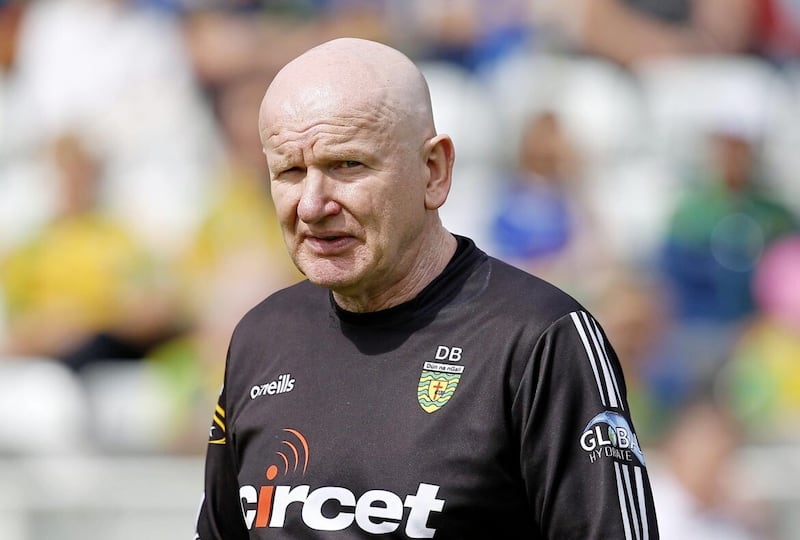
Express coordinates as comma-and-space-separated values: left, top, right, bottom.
283, 428, 309, 475
276, 451, 290, 474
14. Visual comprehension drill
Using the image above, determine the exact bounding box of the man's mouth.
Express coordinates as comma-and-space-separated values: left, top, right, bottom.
303, 234, 354, 255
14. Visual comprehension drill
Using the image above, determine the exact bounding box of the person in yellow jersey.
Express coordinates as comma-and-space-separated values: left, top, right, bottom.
1, 132, 177, 367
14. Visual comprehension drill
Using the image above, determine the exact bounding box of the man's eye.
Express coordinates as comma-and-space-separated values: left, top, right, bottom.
340, 161, 362, 169
277, 166, 304, 177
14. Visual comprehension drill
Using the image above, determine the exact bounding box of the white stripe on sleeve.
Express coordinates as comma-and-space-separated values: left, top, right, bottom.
614, 462, 633, 540
622, 464, 641, 540
581, 311, 619, 408
570, 312, 606, 406
635, 466, 649, 540
589, 316, 625, 410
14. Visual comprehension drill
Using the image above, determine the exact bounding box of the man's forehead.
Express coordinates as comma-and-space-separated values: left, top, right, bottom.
264, 116, 388, 160
262, 84, 393, 142
263, 76, 387, 121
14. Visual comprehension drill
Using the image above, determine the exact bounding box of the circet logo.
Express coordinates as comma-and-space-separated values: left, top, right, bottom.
240, 428, 445, 538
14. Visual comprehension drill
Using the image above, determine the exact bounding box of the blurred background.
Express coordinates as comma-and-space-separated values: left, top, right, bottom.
1, 0, 800, 538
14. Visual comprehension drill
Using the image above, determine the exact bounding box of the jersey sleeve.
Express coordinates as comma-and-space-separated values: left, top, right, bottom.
514, 310, 660, 539
195, 382, 249, 540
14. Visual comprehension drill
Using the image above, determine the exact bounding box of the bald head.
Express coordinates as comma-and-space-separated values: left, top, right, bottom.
258, 37, 457, 312
259, 38, 436, 148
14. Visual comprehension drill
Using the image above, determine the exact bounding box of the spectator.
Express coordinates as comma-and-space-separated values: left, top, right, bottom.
146, 72, 303, 452
181, 0, 393, 99
402, 0, 535, 73
562, 0, 757, 67
0, 0, 22, 73
658, 114, 798, 326
11, 0, 216, 254
651, 395, 773, 539
654, 109, 798, 398
721, 234, 800, 442
488, 109, 612, 302
752, 0, 800, 63
590, 268, 684, 443
0, 132, 180, 368
175, 70, 301, 308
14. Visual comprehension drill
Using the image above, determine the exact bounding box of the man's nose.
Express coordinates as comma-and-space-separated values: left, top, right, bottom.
296, 168, 341, 223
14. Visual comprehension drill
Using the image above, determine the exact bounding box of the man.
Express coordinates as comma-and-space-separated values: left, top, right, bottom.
196, 37, 659, 539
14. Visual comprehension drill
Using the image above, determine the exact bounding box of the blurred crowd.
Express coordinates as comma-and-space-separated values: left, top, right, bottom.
1, 0, 800, 537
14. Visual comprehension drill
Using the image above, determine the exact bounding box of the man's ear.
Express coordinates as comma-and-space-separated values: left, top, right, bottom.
423, 134, 455, 210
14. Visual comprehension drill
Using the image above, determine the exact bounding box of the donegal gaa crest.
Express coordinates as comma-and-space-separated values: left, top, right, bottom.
418, 361, 464, 413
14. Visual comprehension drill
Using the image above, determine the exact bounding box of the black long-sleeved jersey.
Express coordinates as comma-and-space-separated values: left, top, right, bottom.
196, 236, 659, 539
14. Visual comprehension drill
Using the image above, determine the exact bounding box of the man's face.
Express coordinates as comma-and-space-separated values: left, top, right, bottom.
261, 86, 430, 301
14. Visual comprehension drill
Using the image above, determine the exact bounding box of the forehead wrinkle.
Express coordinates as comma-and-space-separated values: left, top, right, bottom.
265, 121, 387, 174
266, 103, 393, 149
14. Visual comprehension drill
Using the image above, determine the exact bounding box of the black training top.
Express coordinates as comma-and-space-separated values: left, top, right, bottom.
196, 235, 660, 539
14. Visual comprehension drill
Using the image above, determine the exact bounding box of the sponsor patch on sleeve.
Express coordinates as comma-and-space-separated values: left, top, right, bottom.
579, 411, 645, 465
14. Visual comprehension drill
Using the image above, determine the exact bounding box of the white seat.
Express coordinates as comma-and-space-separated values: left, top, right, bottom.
80, 360, 177, 453
483, 50, 650, 167
0, 357, 89, 454
419, 61, 504, 168
635, 55, 796, 180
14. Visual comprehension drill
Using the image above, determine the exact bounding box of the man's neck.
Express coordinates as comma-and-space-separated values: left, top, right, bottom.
332, 229, 457, 313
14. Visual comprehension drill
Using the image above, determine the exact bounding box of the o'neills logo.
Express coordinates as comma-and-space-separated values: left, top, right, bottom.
239, 428, 445, 538
250, 374, 295, 399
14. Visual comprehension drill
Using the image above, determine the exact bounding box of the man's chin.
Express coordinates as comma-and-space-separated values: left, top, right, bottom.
299, 263, 360, 291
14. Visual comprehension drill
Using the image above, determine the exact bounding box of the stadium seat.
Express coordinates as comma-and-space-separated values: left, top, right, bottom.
0, 357, 89, 454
